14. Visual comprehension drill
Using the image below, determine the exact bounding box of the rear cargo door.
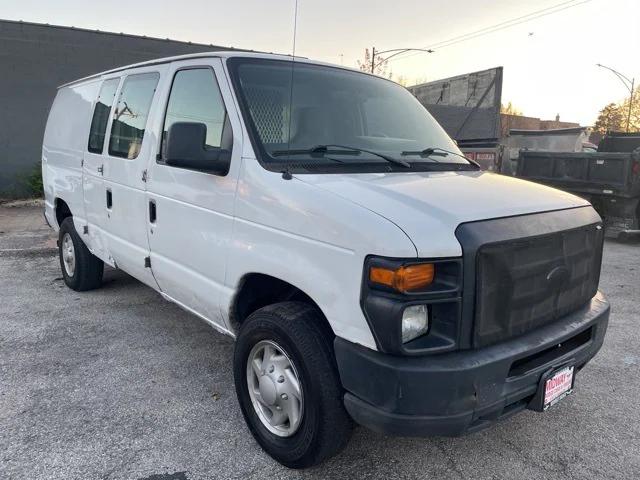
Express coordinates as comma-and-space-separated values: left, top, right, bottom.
83, 76, 121, 263
99, 66, 167, 289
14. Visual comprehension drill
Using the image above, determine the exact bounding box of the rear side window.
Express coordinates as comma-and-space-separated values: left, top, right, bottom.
162, 68, 227, 153
108, 72, 159, 159
87, 78, 119, 153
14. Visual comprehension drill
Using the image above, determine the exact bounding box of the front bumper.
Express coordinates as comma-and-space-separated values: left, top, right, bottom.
335, 292, 610, 437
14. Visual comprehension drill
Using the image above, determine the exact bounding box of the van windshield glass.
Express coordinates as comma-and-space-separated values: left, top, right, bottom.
229, 58, 472, 172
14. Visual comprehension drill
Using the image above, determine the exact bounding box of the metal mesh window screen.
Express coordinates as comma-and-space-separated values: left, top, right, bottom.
244, 85, 288, 144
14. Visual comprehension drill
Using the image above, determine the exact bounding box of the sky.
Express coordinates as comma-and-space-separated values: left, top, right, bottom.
3, 0, 638, 126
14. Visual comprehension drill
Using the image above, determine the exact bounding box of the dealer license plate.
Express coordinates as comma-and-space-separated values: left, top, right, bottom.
543, 366, 574, 410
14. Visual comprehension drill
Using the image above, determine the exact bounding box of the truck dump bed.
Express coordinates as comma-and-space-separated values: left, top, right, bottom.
517, 151, 640, 199
517, 149, 640, 238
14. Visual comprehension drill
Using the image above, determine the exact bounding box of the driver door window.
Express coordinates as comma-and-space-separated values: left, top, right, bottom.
161, 68, 228, 159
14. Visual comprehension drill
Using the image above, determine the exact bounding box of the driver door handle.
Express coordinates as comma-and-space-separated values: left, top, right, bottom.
149, 200, 156, 223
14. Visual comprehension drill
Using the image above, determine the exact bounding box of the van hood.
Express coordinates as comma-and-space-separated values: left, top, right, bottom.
295, 171, 589, 257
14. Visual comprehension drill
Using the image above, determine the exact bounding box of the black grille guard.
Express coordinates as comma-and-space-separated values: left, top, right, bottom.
455, 206, 604, 349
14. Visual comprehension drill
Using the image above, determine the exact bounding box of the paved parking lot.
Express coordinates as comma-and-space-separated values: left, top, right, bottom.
1, 205, 639, 480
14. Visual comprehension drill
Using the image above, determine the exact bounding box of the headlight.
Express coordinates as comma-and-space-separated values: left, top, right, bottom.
401, 304, 429, 343
361, 256, 462, 354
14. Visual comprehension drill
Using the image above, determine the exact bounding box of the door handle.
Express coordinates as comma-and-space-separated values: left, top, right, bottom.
106, 189, 112, 209
149, 200, 156, 223
97, 164, 104, 175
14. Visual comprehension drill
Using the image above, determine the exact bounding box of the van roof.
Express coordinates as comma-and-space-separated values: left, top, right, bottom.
59, 51, 321, 88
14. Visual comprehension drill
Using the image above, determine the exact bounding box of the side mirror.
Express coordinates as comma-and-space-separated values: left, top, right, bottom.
165, 122, 231, 175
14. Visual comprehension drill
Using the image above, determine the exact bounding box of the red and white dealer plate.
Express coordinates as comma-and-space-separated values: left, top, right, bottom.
544, 366, 574, 410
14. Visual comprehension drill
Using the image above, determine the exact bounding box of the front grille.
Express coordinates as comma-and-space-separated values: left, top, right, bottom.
474, 224, 603, 347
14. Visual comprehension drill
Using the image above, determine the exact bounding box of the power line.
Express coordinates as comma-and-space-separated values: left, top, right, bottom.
433, 0, 592, 50
427, 0, 580, 50
387, 0, 592, 63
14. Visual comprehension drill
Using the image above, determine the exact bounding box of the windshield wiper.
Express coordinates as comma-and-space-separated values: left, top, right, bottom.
272, 145, 359, 157
401, 147, 448, 158
401, 147, 480, 168
272, 144, 410, 168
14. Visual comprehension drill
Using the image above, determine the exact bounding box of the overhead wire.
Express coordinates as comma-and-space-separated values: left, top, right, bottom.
385, 0, 592, 64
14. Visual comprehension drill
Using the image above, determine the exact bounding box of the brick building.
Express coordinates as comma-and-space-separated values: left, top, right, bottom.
500, 113, 580, 137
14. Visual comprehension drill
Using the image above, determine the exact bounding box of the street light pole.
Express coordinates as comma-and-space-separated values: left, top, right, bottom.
627, 78, 635, 133
370, 47, 435, 75
596, 63, 635, 133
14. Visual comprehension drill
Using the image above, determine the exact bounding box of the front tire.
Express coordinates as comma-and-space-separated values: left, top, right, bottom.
233, 301, 353, 468
58, 217, 104, 291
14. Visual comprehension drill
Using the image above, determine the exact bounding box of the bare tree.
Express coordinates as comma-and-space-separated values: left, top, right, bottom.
357, 49, 390, 77
500, 101, 523, 116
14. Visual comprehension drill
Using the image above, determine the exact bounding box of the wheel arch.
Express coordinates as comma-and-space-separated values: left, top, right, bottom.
229, 273, 334, 338
54, 197, 73, 228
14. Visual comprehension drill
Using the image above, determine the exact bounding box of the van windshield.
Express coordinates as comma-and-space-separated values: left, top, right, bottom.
228, 58, 475, 173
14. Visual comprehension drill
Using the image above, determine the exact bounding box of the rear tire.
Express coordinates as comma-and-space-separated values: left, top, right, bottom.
58, 217, 103, 291
233, 301, 353, 468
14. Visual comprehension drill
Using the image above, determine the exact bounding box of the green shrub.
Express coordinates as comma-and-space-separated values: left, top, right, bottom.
23, 163, 44, 198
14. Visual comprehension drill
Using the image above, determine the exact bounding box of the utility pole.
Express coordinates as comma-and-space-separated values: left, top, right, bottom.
369, 47, 434, 75
627, 78, 635, 133
596, 63, 635, 132
371, 47, 376, 74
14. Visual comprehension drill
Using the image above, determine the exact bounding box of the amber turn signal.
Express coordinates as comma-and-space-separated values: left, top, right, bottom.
369, 263, 435, 292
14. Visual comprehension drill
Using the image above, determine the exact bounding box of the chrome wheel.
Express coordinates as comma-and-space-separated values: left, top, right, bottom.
61, 233, 76, 277
246, 340, 303, 437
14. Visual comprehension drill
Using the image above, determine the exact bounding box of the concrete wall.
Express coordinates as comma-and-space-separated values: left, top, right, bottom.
0, 19, 234, 197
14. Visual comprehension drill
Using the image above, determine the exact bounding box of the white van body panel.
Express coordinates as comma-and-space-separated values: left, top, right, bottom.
43, 81, 99, 232
224, 158, 417, 347
42, 51, 592, 353
297, 171, 590, 258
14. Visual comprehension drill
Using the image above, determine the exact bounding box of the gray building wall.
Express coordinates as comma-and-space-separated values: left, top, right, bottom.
0, 19, 234, 197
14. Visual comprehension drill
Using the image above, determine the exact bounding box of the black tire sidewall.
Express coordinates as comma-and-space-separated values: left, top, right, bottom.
234, 312, 329, 467
58, 218, 82, 289
58, 217, 103, 291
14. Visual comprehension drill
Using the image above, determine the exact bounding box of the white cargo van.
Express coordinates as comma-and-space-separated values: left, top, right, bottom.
42, 52, 610, 468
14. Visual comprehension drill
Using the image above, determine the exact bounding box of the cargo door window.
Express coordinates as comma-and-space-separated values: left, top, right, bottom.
88, 78, 119, 153
108, 72, 159, 159
160, 67, 228, 159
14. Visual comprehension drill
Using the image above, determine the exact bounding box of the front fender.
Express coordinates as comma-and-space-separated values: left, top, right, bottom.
223, 159, 418, 349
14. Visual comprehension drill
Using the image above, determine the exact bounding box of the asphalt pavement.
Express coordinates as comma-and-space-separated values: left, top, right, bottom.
1, 204, 639, 480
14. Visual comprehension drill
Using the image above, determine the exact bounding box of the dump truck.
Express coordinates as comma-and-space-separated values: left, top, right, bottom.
516, 132, 640, 239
